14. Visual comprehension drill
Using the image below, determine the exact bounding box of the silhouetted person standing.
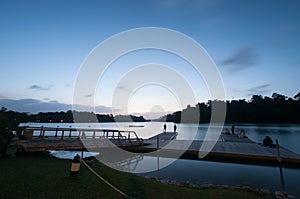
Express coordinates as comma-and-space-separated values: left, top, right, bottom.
163, 123, 167, 132
263, 136, 273, 147
174, 124, 177, 132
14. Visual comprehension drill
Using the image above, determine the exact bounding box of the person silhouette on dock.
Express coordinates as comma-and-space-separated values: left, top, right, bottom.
174, 124, 177, 132
163, 123, 167, 132
231, 124, 235, 135
263, 136, 274, 147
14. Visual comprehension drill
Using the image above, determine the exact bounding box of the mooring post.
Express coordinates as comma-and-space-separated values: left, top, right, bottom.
42, 127, 45, 138
70, 154, 81, 177
276, 139, 285, 192
55, 126, 58, 137
157, 151, 160, 171
157, 134, 159, 149
40, 126, 43, 137
69, 126, 72, 137
156, 134, 160, 170
61, 130, 64, 140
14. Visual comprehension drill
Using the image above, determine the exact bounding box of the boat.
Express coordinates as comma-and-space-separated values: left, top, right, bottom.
129, 125, 144, 128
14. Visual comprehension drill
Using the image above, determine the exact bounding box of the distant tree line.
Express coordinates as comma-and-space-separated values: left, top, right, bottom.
0, 92, 300, 128
156, 92, 300, 124
0, 108, 146, 157
34, 111, 146, 123
0, 108, 146, 127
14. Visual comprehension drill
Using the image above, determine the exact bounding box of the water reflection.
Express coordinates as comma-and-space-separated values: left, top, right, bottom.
49, 150, 99, 159
138, 156, 300, 197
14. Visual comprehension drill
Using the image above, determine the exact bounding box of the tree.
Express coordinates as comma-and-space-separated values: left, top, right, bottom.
251, 95, 263, 103
0, 115, 17, 158
0, 107, 7, 112
272, 93, 287, 102
294, 92, 300, 101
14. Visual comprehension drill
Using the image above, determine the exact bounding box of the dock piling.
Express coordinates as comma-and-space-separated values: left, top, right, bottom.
276, 139, 285, 192
157, 134, 159, 149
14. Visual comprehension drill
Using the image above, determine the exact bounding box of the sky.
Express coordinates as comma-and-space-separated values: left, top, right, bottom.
0, 0, 299, 118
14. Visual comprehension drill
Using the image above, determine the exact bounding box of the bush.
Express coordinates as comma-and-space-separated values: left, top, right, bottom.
0, 115, 16, 158
0, 129, 15, 158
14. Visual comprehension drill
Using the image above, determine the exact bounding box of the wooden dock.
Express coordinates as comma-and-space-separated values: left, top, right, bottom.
124, 132, 300, 168
16, 127, 300, 168
16, 127, 144, 152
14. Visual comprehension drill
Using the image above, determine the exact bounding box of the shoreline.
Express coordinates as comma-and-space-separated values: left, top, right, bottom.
47, 152, 294, 198
77, 156, 295, 198
141, 175, 275, 196
0, 153, 276, 198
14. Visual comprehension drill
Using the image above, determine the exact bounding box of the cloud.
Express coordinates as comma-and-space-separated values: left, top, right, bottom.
71, 104, 117, 113
221, 47, 258, 71
28, 84, 53, 91
130, 110, 174, 120
0, 98, 114, 114
247, 84, 270, 95
116, 85, 126, 90
115, 84, 130, 93
84, 94, 93, 98
95, 105, 115, 113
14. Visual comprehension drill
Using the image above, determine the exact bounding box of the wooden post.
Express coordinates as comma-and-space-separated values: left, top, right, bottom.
276, 139, 285, 192
157, 151, 160, 171
157, 134, 159, 149
61, 130, 64, 140
40, 126, 43, 137
24, 129, 33, 140
156, 133, 160, 170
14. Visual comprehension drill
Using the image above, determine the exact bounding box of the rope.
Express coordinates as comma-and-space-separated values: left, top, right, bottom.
81, 159, 130, 198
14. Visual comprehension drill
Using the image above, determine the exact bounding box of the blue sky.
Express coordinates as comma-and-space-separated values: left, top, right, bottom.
0, 0, 299, 117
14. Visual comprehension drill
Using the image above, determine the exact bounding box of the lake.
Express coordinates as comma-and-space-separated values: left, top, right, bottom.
19, 122, 300, 197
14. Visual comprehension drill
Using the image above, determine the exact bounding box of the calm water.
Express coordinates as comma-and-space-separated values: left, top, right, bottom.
20, 122, 300, 153
141, 157, 300, 197
20, 122, 300, 197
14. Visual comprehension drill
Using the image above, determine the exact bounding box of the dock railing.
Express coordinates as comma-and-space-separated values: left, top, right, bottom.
20, 127, 144, 146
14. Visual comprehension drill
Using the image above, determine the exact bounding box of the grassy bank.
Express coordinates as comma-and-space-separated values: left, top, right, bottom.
0, 155, 272, 198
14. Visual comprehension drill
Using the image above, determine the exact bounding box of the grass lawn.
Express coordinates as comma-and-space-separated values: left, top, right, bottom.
0, 154, 272, 199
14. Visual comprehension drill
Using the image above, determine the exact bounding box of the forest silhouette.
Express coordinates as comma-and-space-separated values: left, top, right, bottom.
156, 92, 300, 124
0, 92, 300, 128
